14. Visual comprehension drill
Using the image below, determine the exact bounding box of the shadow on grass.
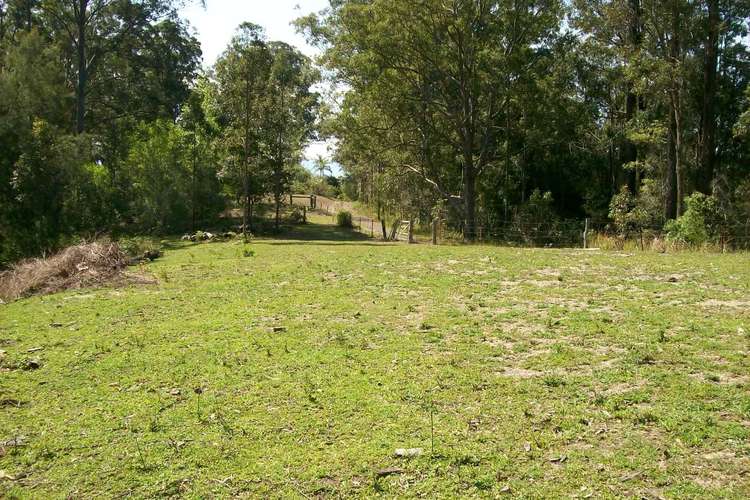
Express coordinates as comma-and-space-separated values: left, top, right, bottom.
260, 222, 389, 245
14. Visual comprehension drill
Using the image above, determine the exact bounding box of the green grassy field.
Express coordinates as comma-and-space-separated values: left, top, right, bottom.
1, 219, 749, 498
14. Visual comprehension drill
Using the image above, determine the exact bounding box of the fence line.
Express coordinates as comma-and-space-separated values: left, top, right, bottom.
288, 194, 750, 249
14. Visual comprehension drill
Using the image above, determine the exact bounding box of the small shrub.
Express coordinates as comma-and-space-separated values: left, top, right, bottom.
289, 206, 306, 224
118, 237, 161, 259
241, 244, 255, 258
665, 193, 723, 246
336, 211, 353, 228
609, 186, 651, 237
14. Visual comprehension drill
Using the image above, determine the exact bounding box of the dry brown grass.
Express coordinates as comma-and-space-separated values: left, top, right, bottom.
0, 241, 152, 302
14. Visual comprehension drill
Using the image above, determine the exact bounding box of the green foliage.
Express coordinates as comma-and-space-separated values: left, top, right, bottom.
117, 236, 162, 259
665, 193, 723, 246
340, 174, 358, 201
300, 0, 750, 243
126, 120, 192, 232
214, 25, 319, 230
336, 211, 353, 228
517, 190, 557, 227
289, 206, 306, 224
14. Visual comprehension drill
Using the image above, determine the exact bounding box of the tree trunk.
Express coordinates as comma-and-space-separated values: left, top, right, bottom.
698, 0, 719, 194
621, 0, 642, 192
191, 135, 197, 232
75, 1, 87, 134
665, 6, 683, 219
675, 93, 684, 216
665, 105, 678, 220
275, 194, 281, 232
463, 155, 476, 242
242, 62, 252, 236
242, 166, 250, 234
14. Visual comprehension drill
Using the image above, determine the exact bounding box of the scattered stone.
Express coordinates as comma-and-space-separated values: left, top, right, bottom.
0, 399, 24, 408
619, 471, 642, 482
394, 448, 422, 458
169, 388, 181, 396
500, 485, 512, 494
0, 436, 27, 447
0, 470, 17, 481
27, 347, 43, 353
272, 326, 287, 333
375, 467, 403, 478
22, 358, 41, 370
549, 455, 568, 464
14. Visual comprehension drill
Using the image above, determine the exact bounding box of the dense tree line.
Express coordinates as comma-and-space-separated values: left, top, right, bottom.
299, 0, 750, 244
0, 1, 318, 265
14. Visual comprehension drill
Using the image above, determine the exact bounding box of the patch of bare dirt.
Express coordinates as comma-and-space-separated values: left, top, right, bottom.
495, 367, 545, 378
698, 299, 750, 310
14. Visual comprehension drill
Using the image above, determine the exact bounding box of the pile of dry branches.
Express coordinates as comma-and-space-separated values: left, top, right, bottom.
0, 241, 150, 302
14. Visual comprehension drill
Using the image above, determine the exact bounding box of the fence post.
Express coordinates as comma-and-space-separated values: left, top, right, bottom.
389, 220, 399, 241
408, 219, 414, 244
371, 219, 374, 237
583, 218, 590, 249
432, 219, 438, 245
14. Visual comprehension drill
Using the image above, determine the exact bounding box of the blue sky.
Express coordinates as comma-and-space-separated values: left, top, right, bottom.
183, 0, 340, 173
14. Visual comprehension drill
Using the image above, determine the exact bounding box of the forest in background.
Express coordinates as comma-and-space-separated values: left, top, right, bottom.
2, 0, 750, 265
300, 0, 750, 245
0, 0, 320, 266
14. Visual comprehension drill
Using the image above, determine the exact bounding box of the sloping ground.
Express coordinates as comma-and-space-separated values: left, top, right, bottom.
1, 222, 749, 497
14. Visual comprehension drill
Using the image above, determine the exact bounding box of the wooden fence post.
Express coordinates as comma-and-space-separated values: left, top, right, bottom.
408, 219, 414, 244
583, 218, 590, 249
389, 220, 399, 241
432, 219, 438, 245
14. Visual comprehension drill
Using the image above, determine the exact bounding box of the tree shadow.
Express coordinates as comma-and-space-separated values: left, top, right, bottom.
263, 222, 380, 244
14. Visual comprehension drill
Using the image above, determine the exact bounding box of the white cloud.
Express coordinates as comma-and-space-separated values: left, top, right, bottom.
183, 0, 329, 66
182, 0, 337, 164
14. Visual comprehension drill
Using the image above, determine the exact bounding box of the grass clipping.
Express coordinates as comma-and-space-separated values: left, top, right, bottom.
0, 241, 154, 302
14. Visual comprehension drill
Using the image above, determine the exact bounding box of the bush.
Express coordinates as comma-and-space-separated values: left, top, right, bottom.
665, 193, 722, 246
608, 185, 656, 237
117, 236, 162, 259
336, 211, 353, 228
289, 206, 306, 224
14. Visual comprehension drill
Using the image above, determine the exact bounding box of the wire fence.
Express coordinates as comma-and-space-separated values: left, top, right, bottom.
455, 219, 750, 250
289, 194, 750, 250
